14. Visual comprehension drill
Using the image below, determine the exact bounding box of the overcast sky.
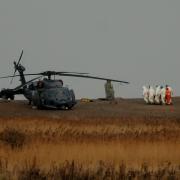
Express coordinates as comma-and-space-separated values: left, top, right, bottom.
0, 0, 179, 99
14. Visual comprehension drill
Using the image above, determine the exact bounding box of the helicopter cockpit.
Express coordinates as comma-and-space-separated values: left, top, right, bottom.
40, 79, 63, 88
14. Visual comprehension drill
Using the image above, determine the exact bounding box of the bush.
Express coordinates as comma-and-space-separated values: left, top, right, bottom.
0, 128, 26, 149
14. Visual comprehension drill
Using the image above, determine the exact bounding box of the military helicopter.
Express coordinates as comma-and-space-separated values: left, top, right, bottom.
0, 50, 129, 109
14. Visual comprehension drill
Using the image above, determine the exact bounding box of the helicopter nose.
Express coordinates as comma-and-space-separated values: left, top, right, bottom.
55, 90, 68, 101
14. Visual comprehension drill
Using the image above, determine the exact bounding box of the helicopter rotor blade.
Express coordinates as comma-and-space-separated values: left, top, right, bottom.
56, 73, 130, 84
0, 71, 129, 84
0, 73, 43, 79
14, 75, 43, 91
38, 71, 89, 76
10, 50, 23, 84
16, 50, 24, 67
60, 72, 89, 75
0, 75, 19, 79
10, 67, 16, 84
0, 72, 88, 79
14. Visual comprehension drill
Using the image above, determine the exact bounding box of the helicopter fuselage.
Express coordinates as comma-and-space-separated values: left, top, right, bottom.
24, 79, 76, 109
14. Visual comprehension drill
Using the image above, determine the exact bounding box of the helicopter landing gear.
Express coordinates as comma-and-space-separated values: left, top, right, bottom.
10, 95, 15, 100
1, 95, 14, 101
60, 105, 69, 110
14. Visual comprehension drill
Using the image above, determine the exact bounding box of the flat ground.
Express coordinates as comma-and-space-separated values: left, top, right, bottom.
0, 97, 180, 120
0, 97, 180, 177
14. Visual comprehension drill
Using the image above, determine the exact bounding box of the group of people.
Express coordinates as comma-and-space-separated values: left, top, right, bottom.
143, 85, 173, 105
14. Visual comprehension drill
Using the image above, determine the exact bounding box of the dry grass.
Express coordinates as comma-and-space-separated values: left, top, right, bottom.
0, 158, 180, 179
0, 117, 179, 178
1, 141, 180, 169
0, 117, 179, 142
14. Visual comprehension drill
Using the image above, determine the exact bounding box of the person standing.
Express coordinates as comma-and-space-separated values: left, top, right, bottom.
155, 85, 161, 104
160, 86, 166, 104
148, 86, 155, 104
142, 86, 149, 104
165, 85, 173, 105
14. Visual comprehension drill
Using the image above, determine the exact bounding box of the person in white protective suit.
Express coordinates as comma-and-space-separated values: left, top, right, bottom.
142, 86, 149, 104
155, 85, 162, 104
160, 86, 166, 104
148, 86, 155, 104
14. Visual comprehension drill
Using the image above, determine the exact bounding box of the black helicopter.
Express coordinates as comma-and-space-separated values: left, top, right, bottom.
0, 50, 129, 109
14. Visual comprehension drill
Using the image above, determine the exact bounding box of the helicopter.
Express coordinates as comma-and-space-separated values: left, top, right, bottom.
0, 50, 129, 109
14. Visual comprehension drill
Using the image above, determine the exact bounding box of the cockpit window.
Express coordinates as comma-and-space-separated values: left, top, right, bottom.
43, 80, 63, 88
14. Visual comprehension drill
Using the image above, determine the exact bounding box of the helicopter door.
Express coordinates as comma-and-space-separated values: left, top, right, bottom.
32, 90, 42, 109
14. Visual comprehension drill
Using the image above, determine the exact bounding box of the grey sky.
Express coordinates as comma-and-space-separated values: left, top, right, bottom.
0, 0, 179, 99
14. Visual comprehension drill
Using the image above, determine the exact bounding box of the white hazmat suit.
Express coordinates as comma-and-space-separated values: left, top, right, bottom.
142, 86, 149, 104
155, 86, 161, 104
160, 87, 166, 104
149, 86, 155, 104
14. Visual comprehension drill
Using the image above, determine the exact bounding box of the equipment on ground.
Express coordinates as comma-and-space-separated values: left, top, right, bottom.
0, 50, 129, 109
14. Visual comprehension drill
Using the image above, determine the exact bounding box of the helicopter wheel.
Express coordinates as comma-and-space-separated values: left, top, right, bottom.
60, 105, 69, 110
67, 105, 74, 110
10, 95, 15, 100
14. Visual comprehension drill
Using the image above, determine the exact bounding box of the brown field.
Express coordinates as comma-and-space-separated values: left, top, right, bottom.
0, 97, 180, 179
